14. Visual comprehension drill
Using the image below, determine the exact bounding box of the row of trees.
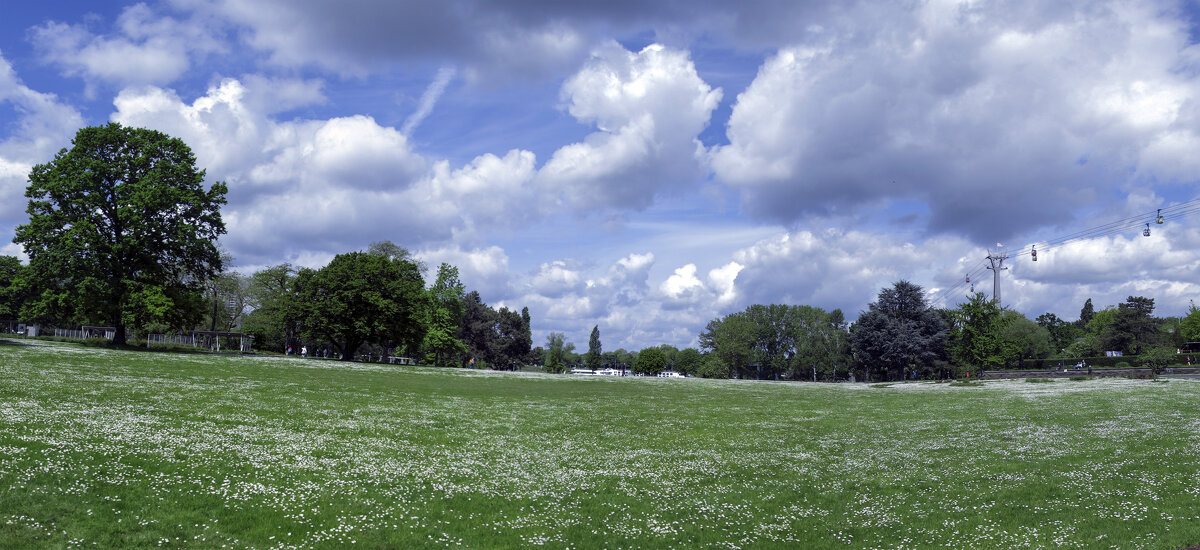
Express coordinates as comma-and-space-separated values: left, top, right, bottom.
542, 325, 706, 376
220, 243, 534, 367
692, 281, 1200, 381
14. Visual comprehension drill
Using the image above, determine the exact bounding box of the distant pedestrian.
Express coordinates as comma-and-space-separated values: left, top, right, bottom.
287, 346, 292, 355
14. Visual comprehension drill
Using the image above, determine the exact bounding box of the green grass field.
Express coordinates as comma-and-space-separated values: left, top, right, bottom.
2, 338, 1199, 549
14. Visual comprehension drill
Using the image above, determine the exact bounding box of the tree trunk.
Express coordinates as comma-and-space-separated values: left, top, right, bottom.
340, 339, 360, 361
114, 323, 127, 346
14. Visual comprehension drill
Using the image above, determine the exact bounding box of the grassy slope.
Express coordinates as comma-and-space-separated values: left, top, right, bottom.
1, 338, 1198, 548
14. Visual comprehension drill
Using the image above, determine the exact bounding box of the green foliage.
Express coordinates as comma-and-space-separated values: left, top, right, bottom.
544, 332, 574, 373
240, 263, 298, 352
701, 303, 851, 381
999, 310, 1053, 366
632, 346, 667, 375
602, 348, 635, 372
851, 281, 948, 381
948, 293, 1009, 372
1102, 296, 1162, 355
13, 123, 228, 343
700, 312, 756, 377
0, 256, 29, 320
1083, 307, 1117, 353
424, 263, 467, 367
294, 251, 427, 361
675, 347, 703, 376
1138, 346, 1177, 376
1178, 301, 1200, 343
792, 306, 851, 381
1078, 298, 1095, 327
586, 325, 602, 371
1035, 312, 1080, 354
696, 353, 730, 378
455, 292, 531, 370
493, 307, 531, 370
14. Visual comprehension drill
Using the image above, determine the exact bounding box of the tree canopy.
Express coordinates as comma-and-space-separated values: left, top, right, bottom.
632, 346, 667, 375
0, 256, 28, 320
850, 281, 948, 381
294, 251, 427, 360
14, 123, 227, 344
424, 263, 467, 367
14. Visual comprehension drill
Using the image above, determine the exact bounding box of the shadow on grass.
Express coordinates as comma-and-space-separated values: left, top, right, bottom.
3, 335, 260, 357
0, 337, 37, 347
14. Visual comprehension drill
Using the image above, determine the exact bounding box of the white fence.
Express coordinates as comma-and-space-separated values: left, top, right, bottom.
45, 326, 253, 352
146, 333, 199, 347
149, 332, 254, 352
54, 327, 115, 340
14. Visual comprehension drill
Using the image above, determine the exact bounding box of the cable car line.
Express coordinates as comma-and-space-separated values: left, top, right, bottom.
928, 197, 1200, 309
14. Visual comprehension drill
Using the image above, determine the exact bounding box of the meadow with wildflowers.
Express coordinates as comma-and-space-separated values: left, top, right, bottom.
1, 338, 1199, 549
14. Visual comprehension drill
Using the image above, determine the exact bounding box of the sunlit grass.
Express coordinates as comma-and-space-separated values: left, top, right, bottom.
2, 338, 1199, 548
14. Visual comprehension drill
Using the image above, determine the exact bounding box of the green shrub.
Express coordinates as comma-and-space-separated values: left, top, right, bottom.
1115, 361, 1131, 369
1068, 376, 1093, 381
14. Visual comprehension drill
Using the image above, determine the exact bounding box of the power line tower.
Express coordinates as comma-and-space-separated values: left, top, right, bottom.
986, 245, 1009, 305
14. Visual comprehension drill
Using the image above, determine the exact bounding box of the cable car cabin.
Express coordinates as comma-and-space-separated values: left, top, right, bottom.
1156, 208, 1164, 224
1031, 245, 1037, 261
1143, 223, 1151, 237
1179, 342, 1200, 354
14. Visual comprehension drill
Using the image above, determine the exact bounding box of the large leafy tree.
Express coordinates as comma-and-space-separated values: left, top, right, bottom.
241, 263, 298, 352
492, 307, 530, 370
294, 251, 427, 361
424, 263, 467, 367
14, 123, 227, 344
454, 292, 532, 369
999, 311, 1053, 366
458, 291, 495, 367
544, 332, 574, 373
791, 306, 852, 381
851, 281, 948, 381
699, 313, 756, 378
948, 292, 1010, 373
675, 347, 703, 376
632, 346, 667, 375
1035, 312, 1079, 354
1102, 296, 1161, 354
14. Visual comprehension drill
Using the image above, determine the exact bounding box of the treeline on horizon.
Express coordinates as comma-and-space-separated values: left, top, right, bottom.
0, 241, 537, 369
672, 281, 1200, 381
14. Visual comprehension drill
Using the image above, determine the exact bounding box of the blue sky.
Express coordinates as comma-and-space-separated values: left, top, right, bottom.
3, 0, 1200, 350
